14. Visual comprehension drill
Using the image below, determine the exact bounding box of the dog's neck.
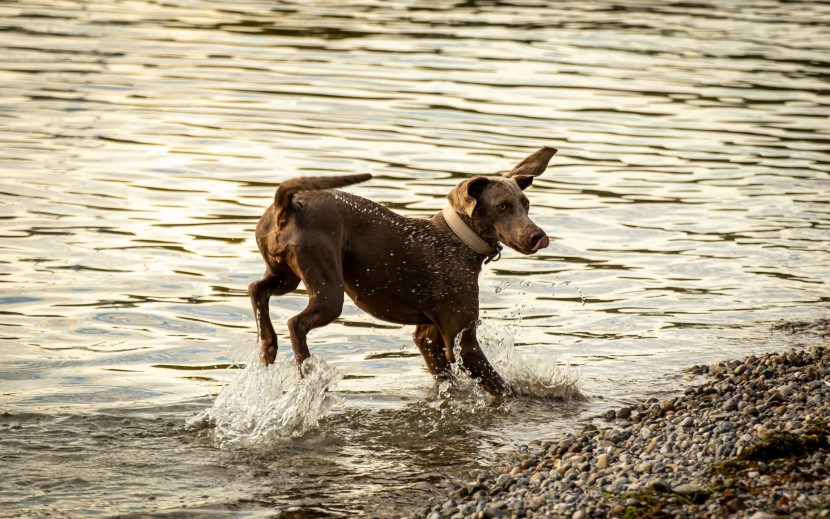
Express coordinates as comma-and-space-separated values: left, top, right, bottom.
441, 205, 502, 263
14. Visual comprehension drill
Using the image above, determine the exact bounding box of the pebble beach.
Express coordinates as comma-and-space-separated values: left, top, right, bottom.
414, 344, 830, 519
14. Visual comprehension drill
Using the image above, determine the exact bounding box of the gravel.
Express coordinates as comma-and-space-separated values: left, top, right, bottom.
412, 345, 830, 518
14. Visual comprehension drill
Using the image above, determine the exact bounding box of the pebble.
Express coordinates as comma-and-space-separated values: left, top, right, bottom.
413, 345, 830, 519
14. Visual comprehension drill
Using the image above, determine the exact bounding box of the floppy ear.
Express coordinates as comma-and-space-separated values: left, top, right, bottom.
447, 176, 489, 217
504, 146, 557, 179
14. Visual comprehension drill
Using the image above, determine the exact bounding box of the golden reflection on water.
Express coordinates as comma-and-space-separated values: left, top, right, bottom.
1, 0, 829, 516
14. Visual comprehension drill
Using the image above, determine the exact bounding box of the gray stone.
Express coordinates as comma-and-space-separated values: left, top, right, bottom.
481, 507, 506, 519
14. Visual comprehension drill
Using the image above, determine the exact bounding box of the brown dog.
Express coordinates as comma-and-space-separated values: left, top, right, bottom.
249, 146, 557, 396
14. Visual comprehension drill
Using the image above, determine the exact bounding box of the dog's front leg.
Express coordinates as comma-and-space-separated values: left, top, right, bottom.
413, 324, 453, 383
452, 324, 511, 397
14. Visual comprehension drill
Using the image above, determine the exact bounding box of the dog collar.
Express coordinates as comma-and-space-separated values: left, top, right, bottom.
442, 205, 502, 264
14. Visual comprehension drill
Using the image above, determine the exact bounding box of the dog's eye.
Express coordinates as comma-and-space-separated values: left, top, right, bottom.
523, 200, 530, 209
498, 203, 509, 211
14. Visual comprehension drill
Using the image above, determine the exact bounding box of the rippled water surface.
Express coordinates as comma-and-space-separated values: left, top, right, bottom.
2, 0, 829, 516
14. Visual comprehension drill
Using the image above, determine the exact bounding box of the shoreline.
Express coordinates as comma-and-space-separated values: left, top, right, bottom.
413, 345, 830, 518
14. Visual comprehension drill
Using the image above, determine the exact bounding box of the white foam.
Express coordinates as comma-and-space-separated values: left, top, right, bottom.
186, 353, 343, 449
461, 320, 582, 400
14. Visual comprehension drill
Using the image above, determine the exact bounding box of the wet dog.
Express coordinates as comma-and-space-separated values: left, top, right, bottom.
249, 147, 557, 396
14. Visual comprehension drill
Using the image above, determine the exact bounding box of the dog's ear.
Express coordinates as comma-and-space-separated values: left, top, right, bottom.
512, 175, 533, 191
448, 176, 489, 217
504, 146, 557, 179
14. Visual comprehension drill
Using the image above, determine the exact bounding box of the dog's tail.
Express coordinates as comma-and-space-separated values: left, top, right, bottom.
274, 173, 372, 209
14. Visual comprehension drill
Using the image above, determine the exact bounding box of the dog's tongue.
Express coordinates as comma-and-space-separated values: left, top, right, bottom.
531, 235, 549, 253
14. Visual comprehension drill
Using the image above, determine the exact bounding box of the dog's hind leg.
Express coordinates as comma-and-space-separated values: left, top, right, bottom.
413, 324, 452, 383
286, 248, 345, 373
249, 268, 300, 364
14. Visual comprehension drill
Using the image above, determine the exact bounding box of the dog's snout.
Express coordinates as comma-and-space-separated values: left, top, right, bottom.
529, 229, 549, 253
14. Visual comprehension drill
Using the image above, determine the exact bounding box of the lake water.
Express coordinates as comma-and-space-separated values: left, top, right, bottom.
1, 0, 829, 516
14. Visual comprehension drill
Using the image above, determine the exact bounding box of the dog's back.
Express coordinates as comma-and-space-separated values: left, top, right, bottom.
266, 186, 453, 324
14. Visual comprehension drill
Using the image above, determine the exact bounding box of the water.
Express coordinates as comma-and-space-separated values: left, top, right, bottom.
1, 0, 829, 516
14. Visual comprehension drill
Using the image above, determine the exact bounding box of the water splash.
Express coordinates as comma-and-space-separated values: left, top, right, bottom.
186, 353, 343, 449
420, 378, 493, 435
453, 320, 582, 401
551, 278, 587, 306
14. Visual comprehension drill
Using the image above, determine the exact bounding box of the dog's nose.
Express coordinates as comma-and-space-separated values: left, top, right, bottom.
530, 229, 549, 252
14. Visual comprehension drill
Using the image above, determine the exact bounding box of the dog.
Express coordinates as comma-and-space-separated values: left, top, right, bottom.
249, 146, 557, 396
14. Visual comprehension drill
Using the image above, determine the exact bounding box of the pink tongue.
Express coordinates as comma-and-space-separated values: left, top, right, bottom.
531, 235, 549, 252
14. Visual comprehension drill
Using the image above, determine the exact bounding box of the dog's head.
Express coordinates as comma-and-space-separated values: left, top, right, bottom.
448, 146, 556, 255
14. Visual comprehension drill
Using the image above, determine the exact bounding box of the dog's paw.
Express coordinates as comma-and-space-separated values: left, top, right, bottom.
259, 340, 277, 365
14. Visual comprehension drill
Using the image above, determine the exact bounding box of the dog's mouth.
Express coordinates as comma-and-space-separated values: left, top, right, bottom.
530, 234, 549, 253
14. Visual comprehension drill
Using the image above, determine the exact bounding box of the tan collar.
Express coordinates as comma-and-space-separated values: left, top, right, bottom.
442, 205, 502, 263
